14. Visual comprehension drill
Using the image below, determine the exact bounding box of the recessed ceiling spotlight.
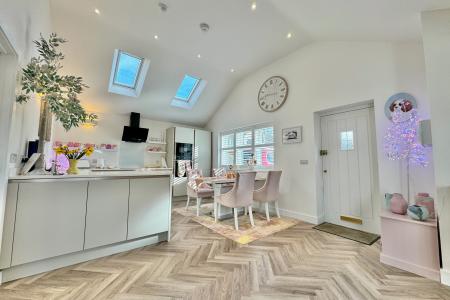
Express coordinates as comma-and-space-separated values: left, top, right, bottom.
230, 68, 235, 73
94, 8, 100, 15
154, 35, 159, 40
197, 54, 202, 59
251, 2, 257, 11
286, 32, 293, 39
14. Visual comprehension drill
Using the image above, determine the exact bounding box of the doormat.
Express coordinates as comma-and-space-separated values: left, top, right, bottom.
313, 222, 380, 245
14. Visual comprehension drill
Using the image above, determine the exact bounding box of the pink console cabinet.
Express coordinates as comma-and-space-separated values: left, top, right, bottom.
380, 210, 440, 281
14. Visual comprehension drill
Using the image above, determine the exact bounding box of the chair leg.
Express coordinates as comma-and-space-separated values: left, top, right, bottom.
185, 196, 190, 210
218, 203, 221, 219
244, 207, 248, 215
248, 206, 255, 227
196, 197, 202, 216
234, 208, 239, 231
265, 202, 270, 222
275, 201, 281, 218
215, 202, 218, 223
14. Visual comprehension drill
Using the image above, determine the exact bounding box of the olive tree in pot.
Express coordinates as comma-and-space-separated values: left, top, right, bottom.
16, 33, 97, 173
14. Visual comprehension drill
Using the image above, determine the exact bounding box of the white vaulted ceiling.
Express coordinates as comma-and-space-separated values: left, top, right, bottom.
49, 0, 450, 126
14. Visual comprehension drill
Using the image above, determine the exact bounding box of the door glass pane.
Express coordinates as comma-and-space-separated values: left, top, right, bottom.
254, 146, 274, 167
255, 127, 274, 145
236, 130, 252, 147
236, 148, 253, 166
221, 133, 234, 149
221, 149, 234, 166
340, 131, 354, 151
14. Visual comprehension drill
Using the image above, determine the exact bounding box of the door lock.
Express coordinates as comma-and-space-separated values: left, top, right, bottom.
320, 150, 328, 156
323, 170, 327, 173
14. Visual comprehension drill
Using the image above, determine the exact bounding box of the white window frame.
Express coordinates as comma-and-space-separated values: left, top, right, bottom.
219, 124, 275, 170
108, 49, 150, 98
171, 75, 207, 110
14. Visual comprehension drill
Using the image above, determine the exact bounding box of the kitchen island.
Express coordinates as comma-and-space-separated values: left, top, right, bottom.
0, 169, 172, 283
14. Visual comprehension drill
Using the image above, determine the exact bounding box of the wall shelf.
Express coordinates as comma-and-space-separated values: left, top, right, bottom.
147, 151, 167, 154
147, 141, 166, 145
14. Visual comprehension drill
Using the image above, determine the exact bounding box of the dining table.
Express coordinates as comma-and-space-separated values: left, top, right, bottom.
202, 172, 267, 220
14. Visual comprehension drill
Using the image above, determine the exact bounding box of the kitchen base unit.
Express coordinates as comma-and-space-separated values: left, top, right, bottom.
0, 170, 172, 283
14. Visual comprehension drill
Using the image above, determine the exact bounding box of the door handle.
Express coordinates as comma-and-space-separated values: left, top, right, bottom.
323, 170, 327, 173
320, 150, 328, 156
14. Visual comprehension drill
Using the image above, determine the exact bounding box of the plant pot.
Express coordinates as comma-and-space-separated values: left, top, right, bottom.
68, 159, 79, 175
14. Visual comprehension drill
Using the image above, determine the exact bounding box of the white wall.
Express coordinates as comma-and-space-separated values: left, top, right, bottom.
207, 41, 435, 227
0, 0, 52, 174
53, 113, 195, 167
422, 8, 450, 285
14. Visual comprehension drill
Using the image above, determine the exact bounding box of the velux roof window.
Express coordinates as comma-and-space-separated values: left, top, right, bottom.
171, 74, 207, 109
108, 49, 150, 98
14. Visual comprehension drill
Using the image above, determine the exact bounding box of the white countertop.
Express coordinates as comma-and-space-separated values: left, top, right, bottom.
9, 168, 173, 182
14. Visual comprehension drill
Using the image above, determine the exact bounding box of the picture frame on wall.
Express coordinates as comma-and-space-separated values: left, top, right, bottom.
282, 126, 302, 144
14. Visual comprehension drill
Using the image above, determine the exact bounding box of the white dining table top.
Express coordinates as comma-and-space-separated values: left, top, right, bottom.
202, 173, 267, 184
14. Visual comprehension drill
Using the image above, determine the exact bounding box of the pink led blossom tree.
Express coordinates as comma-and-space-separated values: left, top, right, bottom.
384, 109, 427, 201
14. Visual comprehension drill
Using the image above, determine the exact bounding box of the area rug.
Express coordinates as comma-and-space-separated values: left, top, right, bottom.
173, 202, 214, 217
313, 222, 380, 245
193, 213, 298, 245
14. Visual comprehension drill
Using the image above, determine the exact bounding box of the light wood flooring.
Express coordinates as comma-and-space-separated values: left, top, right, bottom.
0, 200, 449, 299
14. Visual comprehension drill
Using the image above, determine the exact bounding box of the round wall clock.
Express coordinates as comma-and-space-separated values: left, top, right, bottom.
258, 76, 288, 112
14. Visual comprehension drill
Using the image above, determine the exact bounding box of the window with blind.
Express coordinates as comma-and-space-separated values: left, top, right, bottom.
220, 125, 274, 168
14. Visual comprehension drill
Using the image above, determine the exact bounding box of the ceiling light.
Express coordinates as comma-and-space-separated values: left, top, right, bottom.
197, 54, 201, 59
230, 68, 235, 73
94, 8, 100, 15
154, 35, 159, 40
251, 2, 257, 11
286, 32, 292, 39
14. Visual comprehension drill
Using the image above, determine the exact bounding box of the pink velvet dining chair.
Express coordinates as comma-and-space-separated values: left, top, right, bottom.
214, 171, 256, 231
186, 169, 214, 216
253, 170, 282, 221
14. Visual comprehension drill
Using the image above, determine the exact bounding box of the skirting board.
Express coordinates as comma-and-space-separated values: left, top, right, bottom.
380, 252, 441, 282
0, 233, 167, 284
278, 208, 320, 225
441, 268, 450, 286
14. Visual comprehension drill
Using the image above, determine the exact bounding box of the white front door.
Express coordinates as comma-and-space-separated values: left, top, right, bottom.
320, 107, 378, 233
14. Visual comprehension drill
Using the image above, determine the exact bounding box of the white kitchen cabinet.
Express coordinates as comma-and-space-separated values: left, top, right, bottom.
84, 179, 129, 249
175, 127, 194, 144
11, 182, 87, 266
127, 177, 171, 240
194, 129, 212, 176
0, 183, 18, 268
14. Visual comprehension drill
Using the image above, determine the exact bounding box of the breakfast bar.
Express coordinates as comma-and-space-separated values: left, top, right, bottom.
0, 169, 172, 283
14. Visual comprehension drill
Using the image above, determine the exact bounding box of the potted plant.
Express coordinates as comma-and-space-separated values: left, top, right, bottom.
54, 145, 94, 174
16, 33, 97, 173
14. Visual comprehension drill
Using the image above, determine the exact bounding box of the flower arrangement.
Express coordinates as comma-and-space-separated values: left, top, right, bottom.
54, 145, 94, 160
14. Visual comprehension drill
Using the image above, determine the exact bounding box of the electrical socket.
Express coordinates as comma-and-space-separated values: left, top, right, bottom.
9, 153, 18, 164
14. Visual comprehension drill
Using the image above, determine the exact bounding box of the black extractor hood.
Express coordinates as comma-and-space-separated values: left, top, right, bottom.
121, 112, 149, 143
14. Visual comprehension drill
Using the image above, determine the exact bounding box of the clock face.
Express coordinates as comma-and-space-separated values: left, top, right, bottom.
258, 76, 288, 112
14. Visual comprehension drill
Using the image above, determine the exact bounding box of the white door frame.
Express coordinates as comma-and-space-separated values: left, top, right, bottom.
315, 100, 380, 233
0, 26, 18, 273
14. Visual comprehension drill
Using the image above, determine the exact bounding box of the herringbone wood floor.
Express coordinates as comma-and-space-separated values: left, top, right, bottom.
0, 201, 449, 299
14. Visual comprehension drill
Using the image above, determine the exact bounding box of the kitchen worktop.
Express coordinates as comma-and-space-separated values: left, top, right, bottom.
9, 168, 173, 182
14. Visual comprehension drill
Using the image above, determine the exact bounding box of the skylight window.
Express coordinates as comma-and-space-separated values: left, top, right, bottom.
113, 51, 142, 88
170, 74, 207, 110
108, 49, 150, 98
175, 75, 200, 101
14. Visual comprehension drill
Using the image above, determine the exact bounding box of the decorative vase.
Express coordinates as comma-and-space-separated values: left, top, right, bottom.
68, 159, 79, 175
415, 193, 435, 219
390, 193, 408, 215
407, 205, 430, 221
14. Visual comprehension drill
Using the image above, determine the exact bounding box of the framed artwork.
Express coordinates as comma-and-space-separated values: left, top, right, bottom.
282, 126, 302, 144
